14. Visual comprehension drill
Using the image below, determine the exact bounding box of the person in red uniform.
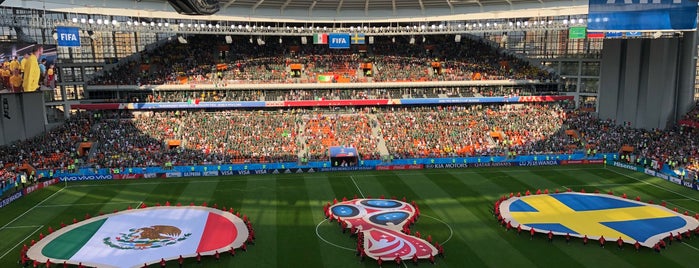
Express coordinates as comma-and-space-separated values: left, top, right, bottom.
160, 258, 166, 267
394, 255, 402, 266
412, 254, 418, 264
654, 243, 661, 253
565, 233, 571, 243
668, 233, 674, 245
634, 241, 641, 251
548, 231, 553, 243
377, 257, 383, 267
517, 224, 522, 235
530, 228, 536, 240
617, 237, 623, 250
599, 236, 606, 247
178, 255, 184, 267
583, 235, 588, 245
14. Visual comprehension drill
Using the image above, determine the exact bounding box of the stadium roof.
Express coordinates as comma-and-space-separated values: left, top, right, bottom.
2, 0, 588, 23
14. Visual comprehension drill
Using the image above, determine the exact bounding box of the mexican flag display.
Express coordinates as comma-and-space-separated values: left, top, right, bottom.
27, 207, 249, 268
313, 33, 328, 44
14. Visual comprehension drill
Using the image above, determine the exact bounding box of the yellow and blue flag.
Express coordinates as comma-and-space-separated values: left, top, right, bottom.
500, 192, 699, 247
350, 33, 365, 45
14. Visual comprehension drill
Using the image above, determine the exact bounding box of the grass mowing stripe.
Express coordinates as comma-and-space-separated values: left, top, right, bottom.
427, 171, 578, 268
401, 172, 517, 267
238, 175, 277, 267
0, 186, 64, 230
606, 167, 699, 203
527, 168, 594, 192
275, 177, 324, 267
349, 176, 365, 198
371, 172, 421, 202
478, 169, 542, 196
0, 225, 43, 261
174, 178, 221, 205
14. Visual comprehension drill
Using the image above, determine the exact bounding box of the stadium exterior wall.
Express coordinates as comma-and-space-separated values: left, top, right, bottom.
598, 35, 697, 130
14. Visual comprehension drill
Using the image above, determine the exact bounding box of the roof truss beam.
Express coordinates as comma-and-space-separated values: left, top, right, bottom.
222, 0, 237, 9
252, 0, 266, 12
280, 0, 292, 13
336, 0, 344, 15
365, 0, 370, 16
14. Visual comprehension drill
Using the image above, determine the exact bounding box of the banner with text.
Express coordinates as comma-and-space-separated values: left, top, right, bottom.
588, 0, 698, 31
56, 27, 81, 47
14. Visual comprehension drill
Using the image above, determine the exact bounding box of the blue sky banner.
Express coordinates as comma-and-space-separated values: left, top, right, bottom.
588, 0, 698, 31
328, 33, 350, 49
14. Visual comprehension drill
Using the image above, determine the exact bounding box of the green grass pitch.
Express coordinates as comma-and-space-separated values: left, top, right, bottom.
2, 165, 699, 267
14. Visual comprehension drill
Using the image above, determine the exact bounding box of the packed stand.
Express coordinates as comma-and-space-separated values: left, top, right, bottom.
87, 35, 556, 86
145, 86, 551, 103
377, 106, 492, 158
303, 113, 380, 161
177, 110, 302, 163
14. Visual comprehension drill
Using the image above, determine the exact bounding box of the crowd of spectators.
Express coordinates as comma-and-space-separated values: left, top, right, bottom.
680, 102, 699, 126
1, 102, 699, 177
142, 86, 548, 103
376, 104, 572, 159
0, 168, 17, 192
176, 110, 302, 163
87, 35, 556, 87
303, 112, 380, 161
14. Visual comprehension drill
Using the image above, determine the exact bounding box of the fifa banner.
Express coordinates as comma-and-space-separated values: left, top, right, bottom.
27, 207, 249, 268
55, 27, 81, 47
588, 0, 698, 31
328, 33, 350, 49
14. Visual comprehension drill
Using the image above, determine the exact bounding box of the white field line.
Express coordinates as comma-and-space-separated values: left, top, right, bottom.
350, 176, 366, 198
0, 187, 65, 231
0, 225, 43, 261
1, 225, 42, 229
606, 168, 699, 204
37, 201, 135, 208
63, 167, 606, 188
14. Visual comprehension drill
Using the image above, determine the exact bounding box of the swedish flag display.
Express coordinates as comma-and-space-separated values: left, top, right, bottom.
350, 33, 365, 45
499, 193, 699, 247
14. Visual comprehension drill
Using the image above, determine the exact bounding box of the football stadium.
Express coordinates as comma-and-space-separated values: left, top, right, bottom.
0, 0, 699, 267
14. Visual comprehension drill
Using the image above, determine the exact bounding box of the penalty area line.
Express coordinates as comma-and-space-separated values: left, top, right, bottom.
0, 187, 65, 231
37, 201, 135, 208
1, 225, 43, 229
0, 225, 44, 261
